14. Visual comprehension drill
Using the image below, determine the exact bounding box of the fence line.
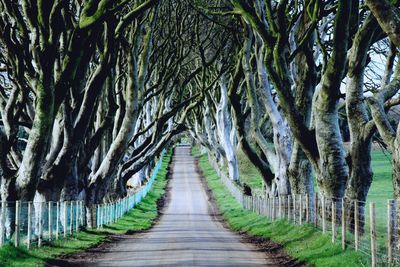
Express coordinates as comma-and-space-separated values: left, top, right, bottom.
0, 150, 166, 249
209, 157, 396, 267
96, 149, 165, 229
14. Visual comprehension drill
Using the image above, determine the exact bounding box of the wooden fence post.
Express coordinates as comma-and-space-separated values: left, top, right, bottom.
98, 204, 102, 226
388, 200, 395, 266
103, 204, 106, 226
48, 201, 52, 241
248, 196, 252, 213
80, 201, 84, 227
263, 197, 266, 215
265, 197, 268, 217
75, 201, 79, 232
116, 201, 119, 221
293, 194, 296, 224
96, 205, 99, 229
254, 196, 260, 216
287, 195, 291, 220
14, 201, 20, 247
268, 197, 271, 218
100, 204, 103, 227
370, 202, 377, 267
112, 202, 115, 222
56, 202, 60, 240
116, 200, 121, 219
305, 194, 309, 223
107, 203, 110, 224
110, 203, 113, 223
322, 196, 326, 233
278, 196, 282, 218
354, 201, 359, 251
257, 196, 260, 215
38, 202, 42, 247
332, 201, 336, 243
0, 201, 5, 246
314, 194, 318, 227
272, 197, 275, 220
69, 202, 73, 235
63, 202, 67, 238
99, 204, 102, 228
341, 199, 346, 250
299, 194, 303, 225
27, 201, 31, 249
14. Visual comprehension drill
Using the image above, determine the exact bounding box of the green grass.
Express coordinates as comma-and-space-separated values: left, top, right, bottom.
236, 149, 264, 189
366, 150, 393, 258
368, 150, 393, 226
0, 151, 173, 267
196, 152, 366, 267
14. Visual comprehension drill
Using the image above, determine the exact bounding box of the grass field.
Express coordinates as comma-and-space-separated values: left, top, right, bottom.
196, 152, 366, 266
368, 150, 393, 226
237, 147, 393, 200
0, 151, 172, 267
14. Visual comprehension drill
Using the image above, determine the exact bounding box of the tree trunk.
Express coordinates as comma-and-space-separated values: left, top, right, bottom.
228, 58, 275, 186
288, 6, 316, 197
256, 47, 292, 195
345, 15, 379, 232
17, 77, 55, 201
313, 91, 348, 198
288, 142, 313, 194
216, 75, 239, 182
312, 0, 353, 198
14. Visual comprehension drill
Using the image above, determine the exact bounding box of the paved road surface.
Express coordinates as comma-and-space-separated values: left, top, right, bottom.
92, 146, 271, 266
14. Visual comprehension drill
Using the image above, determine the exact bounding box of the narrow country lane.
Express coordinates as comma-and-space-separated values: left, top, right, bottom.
92, 146, 272, 266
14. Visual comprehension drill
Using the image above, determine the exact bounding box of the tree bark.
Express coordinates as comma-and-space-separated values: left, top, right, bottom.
216, 75, 239, 182
16, 76, 55, 201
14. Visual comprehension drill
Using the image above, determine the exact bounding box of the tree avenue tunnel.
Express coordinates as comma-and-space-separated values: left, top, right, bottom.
1, 0, 400, 266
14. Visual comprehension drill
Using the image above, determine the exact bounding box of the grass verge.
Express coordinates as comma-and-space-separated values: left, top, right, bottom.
0, 150, 172, 267
196, 152, 366, 267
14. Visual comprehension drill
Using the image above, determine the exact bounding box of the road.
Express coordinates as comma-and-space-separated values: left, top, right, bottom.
92, 146, 272, 266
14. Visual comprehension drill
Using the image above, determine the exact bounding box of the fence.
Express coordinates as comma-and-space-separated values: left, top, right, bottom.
96, 149, 166, 228
209, 157, 397, 267
0, 150, 166, 249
